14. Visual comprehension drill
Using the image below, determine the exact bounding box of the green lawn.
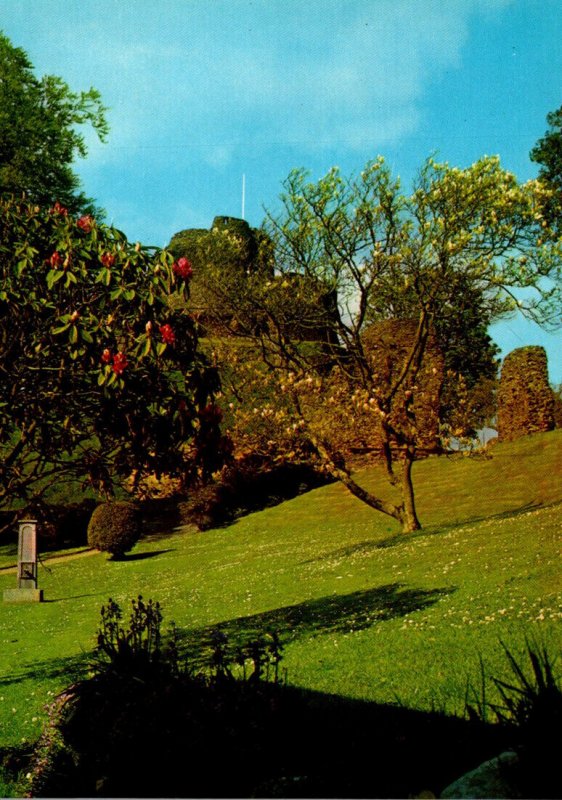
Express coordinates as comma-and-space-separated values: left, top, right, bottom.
0, 430, 561, 751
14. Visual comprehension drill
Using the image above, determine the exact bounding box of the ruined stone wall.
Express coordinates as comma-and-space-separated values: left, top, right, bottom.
348, 319, 444, 458
496, 346, 555, 442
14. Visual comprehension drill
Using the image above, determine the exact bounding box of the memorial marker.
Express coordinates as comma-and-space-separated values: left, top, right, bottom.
3, 520, 44, 602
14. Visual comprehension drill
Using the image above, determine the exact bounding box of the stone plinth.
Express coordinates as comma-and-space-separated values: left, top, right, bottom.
3, 588, 44, 603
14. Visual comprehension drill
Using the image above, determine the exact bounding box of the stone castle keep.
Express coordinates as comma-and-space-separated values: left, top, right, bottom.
169, 217, 559, 446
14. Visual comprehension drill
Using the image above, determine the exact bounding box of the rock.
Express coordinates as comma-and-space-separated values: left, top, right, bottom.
440, 750, 520, 799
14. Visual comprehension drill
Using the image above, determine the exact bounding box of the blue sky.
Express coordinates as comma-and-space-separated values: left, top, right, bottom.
2, 0, 561, 381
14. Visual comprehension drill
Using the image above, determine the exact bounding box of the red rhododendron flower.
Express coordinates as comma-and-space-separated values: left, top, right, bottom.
49, 251, 63, 268
49, 201, 68, 216
101, 348, 112, 364
77, 215, 94, 233
173, 257, 193, 280
159, 323, 175, 345
112, 351, 128, 374
101, 252, 115, 267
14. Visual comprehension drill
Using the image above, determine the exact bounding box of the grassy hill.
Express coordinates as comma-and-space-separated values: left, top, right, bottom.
0, 430, 560, 758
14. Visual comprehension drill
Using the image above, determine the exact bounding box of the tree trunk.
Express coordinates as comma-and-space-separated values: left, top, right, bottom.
309, 434, 409, 527
337, 468, 405, 524
399, 446, 421, 532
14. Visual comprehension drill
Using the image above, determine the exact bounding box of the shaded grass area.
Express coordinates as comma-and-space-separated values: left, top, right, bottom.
26, 673, 507, 799
0, 430, 560, 756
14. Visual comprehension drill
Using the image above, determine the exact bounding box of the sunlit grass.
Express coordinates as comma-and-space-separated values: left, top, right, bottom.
0, 430, 560, 749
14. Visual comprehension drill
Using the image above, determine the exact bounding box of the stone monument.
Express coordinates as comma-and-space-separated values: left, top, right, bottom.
3, 520, 44, 602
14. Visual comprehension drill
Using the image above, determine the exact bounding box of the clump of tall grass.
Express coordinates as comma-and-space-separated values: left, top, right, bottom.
466, 640, 561, 798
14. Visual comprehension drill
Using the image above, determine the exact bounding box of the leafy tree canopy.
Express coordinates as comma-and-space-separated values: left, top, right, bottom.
193, 156, 562, 532
168, 216, 273, 331
530, 104, 562, 233
0, 32, 108, 216
0, 197, 224, 508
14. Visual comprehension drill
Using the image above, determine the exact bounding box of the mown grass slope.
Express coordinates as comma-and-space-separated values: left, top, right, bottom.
0, 430, 560, 751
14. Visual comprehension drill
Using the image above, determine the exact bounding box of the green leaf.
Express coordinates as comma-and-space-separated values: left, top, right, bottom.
46, 269, 64, 289
110, 287, 123, 300
65, 271, 77, 287
95, 267, 112, 286
124, 288, 136, 301
69, 325, 78, 344
156, 342, 167, 356
81, 328, 94, 343
52, 323, 71, 335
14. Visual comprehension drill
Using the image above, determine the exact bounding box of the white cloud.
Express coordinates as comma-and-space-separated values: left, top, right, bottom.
8, 0, 511, 167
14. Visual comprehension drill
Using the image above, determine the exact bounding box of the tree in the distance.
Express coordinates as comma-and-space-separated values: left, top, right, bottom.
198, 156, 561, 533
530, 104, 562, 233
0, 32, 108, 215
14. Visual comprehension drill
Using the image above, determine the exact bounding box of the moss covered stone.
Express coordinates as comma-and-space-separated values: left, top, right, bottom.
353, 319, 444, 457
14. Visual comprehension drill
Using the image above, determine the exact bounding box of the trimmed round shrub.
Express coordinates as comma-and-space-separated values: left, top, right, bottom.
87, 502, 141, 559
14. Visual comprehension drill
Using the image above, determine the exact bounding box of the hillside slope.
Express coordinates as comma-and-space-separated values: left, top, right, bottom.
0, 430, 560, 748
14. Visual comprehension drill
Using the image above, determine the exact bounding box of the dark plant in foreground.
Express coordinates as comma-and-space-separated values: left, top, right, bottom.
466, 640, 562, 798
21, 599, 522, 798
94, 595, 163, 674
23, 597, 286, 798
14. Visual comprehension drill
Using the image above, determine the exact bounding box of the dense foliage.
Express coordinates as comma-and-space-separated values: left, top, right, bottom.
466, 642, 562, 799
87, 501, 141, 558
0, 196, 223, 507
0, 33, 108, 216
530, 104, 562, 234
168, 215, 272, 333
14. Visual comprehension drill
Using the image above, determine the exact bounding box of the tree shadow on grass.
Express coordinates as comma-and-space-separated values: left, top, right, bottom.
177, 582, 455, 666
306, 500, 547, 559
300, 539, 383, 562
42, 592, 99, 604
0, 583, 454, 711
244, 684, 508, 799
121, 548, 174, 562
0, 651, 90, 688
375, 499, 545, 549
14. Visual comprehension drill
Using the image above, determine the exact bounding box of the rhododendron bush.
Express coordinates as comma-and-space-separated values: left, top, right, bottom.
0, 197, 223, 505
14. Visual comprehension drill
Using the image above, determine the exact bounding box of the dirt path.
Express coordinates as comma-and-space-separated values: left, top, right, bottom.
0, 548, 97, 574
